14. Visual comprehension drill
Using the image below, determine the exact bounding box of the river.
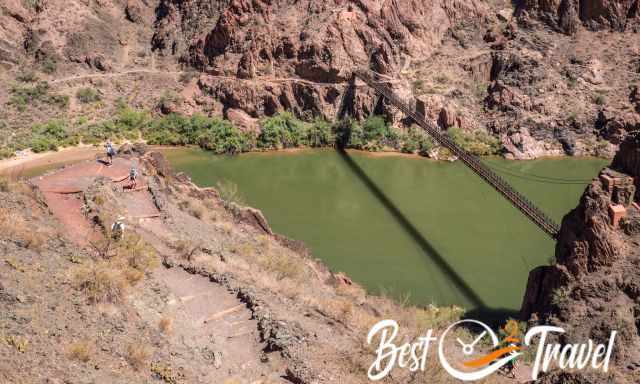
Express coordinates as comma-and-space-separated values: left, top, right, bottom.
164, 148, 607, 313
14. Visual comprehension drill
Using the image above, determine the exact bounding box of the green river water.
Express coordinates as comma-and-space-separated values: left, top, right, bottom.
164, 148, 607, 313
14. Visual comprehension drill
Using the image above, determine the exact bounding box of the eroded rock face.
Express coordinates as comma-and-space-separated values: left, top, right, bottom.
521, 136, 640, 373
153, 0, 488, 119
519, 0, 640, 33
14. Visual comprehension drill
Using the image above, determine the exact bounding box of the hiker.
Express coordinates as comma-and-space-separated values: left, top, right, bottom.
111, 217, 126, 240
129, 163, 138, 189
105, 140, 116, 166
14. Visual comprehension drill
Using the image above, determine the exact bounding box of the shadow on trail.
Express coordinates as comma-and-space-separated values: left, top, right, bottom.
336, 149, 523, 325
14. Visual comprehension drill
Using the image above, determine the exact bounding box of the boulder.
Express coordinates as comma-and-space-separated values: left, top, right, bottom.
125, 0, 144, 23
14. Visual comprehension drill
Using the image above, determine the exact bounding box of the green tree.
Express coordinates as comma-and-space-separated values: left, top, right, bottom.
258, 112, 306, 149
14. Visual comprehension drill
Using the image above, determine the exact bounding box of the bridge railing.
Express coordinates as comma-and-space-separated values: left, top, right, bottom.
353, 69, 560, 239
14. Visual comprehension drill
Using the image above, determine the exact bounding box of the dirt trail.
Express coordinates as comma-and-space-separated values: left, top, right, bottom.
30, 157, 131, 245
29, 155, 285, 382
49, 68, 402, 88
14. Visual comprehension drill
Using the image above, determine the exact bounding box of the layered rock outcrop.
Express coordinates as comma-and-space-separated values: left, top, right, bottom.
521, 135, 640, 376
519, 0, 640, 33
153, 0, 488, 119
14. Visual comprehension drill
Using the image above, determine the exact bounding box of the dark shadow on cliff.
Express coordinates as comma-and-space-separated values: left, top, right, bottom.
335, 148, 487, 310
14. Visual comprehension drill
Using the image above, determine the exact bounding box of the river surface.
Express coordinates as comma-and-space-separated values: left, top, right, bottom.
164, 148, 607, 312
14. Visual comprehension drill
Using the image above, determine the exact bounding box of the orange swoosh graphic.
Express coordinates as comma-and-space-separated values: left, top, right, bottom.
462, 346, 520, 368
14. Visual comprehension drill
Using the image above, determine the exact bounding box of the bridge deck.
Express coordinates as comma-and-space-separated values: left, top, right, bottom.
353, 69, 560, 239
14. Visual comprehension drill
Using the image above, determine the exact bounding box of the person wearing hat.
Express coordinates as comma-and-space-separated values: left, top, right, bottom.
129, 162, 138, 190
111, 217, 126, 240
105, 140, 117, 166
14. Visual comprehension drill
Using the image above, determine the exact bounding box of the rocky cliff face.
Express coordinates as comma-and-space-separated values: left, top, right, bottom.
521, 135, 640, 378
1, 0, 639, 159
151, 0, 488, 120
518, 0, 640, 34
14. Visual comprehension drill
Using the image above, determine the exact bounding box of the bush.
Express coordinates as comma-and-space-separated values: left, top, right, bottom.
67, 340, 92, 363
401, 134, 418, 154
447, 127, 500, 156
362, 116, 390, 143
30, 120, 69, 152
116, 107, 148, 131
41, 58, 57, 74
216, 180, 245, 205
127, 343, 150, 371
258, 112, 307, 149
76, 87, 100, 104
306, 118, 334, 148
0, 148, 14, 160
593, 94, 606, 106
418, 136, 435, 157
30, 137, 57, 153
72, 262, 128, 303
196, 117, 252, 154
9, 82, 68, 110
16, 71, 38, 83
334, 118, 364, 149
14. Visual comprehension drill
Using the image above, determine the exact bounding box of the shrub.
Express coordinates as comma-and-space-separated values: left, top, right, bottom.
30, 120, 68, 152
258, 112, 307, 149
593, 94, 606, 106
16, 71, 38, 83
67, 340, 92, 362
334, 118, 364, 149
401, 134, 418, 154
259, 251, 303, 280
216, 180, 245, 205
127, 343, 150, 371
362, 116, 390, 143
76, 87, 100, 104
159, 317, 173, 334
116, 107, 148, 131
30, 137, 57, 153
41, 58, 57, 74
143, 117, 188, 146
157, 91, 182, 111
447, 127, 500, 156
117, 234, 158, 273
306, 118, 334, 147
195, 117, 251, 154
9, 82, 68, 109
0, 148, 14, 160
418, 135, 434, 157
72, 262, 128, 303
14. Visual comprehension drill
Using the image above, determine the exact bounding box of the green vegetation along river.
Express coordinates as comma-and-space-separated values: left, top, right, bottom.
165, 148, 608, 312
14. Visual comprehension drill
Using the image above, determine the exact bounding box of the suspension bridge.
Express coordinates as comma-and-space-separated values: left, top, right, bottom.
347, 69, 561, 239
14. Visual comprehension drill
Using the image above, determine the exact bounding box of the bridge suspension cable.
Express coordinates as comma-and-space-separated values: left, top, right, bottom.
353, 69, 561, 239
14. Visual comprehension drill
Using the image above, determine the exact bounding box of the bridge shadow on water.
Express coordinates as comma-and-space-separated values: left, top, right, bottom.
336, 148, 520, 326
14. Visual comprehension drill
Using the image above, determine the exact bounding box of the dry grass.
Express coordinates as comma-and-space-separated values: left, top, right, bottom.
171, 239, 200, 261
67, 340, 92, 362
151, 362, 180, 384
158, 317, 173, 334
0, 207, 46, 250
118, 233, 159, 272
259, 250, 304, 281
126, 343, 150, 371
72, 262, 128, 303
5, 335, 28, 353
73, 233, 158, 303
